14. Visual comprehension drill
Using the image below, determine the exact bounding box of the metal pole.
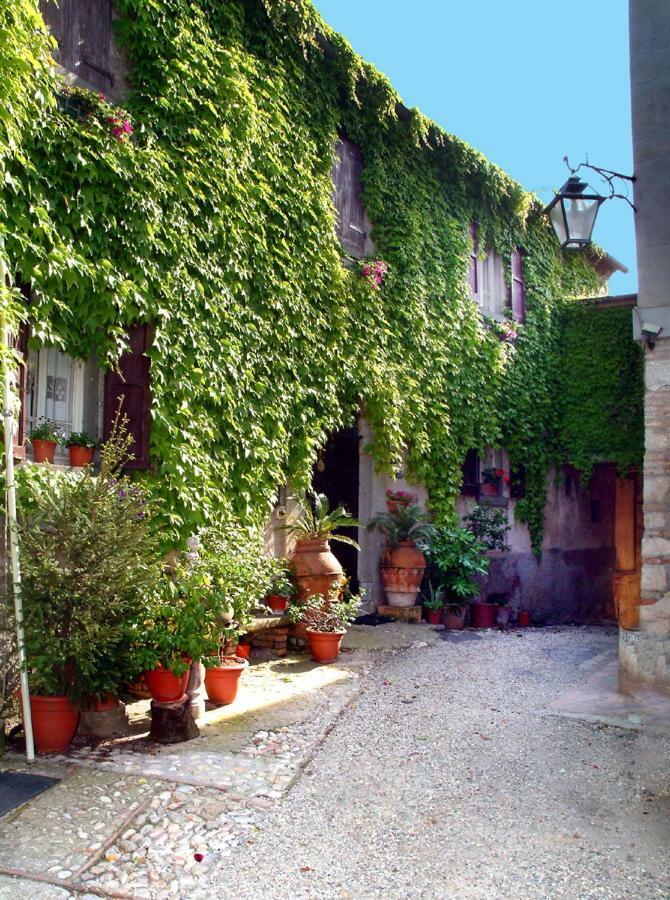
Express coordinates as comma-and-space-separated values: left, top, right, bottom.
0, 257, 34, 760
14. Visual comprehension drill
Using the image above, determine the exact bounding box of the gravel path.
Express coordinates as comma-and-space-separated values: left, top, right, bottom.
201, 627, 670, 900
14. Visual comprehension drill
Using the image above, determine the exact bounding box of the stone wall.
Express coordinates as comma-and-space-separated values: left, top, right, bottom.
624, 0, 670, 692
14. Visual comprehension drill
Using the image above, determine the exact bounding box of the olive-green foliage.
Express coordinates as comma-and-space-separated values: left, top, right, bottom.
15, 441, 162, 704
557, 304, 644, 477
2, 0, 630, 555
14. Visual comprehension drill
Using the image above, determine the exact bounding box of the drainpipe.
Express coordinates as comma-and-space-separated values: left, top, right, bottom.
0, 252, 34, 761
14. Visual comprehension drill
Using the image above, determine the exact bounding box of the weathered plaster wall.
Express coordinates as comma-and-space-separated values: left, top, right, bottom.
457, 467, 617, 624
622, 0, 670, 693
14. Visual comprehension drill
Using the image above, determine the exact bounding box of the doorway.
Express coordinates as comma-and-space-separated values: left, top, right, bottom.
312, 426, 361, 589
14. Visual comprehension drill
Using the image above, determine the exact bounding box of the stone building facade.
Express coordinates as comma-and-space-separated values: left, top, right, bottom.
621, 0, 670, 692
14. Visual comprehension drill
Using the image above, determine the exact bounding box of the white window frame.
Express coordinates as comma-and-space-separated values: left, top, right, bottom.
27, 347, 86, 464
477, 251, 507, 320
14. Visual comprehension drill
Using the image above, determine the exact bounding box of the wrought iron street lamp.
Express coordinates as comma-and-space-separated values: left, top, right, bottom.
546, 157, 636, 250
546, 176, 605, 250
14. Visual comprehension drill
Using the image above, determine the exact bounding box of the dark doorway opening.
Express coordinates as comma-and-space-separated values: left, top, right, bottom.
312, 426, 360, 589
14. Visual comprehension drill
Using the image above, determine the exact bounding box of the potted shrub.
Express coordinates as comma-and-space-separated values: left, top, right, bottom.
443, 597, 468, 630
385, 489, 417, 515
265, 559, 296, 614
167, 523, 274, 706
288, 582, 364, 663
16, 421, 162, 752
277, 493, 360, 599
490, 593, 512, 626
369, 503, 432, 607
27, 419, 63, 464
480, 468, 506, 497
421, 582, 446, 625
64, 431, 97, 467
419, 526, 490, 627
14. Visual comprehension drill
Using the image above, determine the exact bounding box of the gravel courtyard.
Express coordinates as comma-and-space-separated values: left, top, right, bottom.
1, 626, 669, 899
226, 626, 670, 900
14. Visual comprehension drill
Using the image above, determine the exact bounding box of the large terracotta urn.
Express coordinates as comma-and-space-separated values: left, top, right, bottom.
291, 538, 344, 601
380, 541, 426, 607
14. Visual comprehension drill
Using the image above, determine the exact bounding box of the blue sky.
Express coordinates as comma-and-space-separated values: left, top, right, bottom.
313, 0, 636, 294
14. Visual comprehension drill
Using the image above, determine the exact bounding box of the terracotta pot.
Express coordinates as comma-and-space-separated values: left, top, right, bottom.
236, 643, 251, 661
517, 610, 531, 627
31, 439, 57, 464
469, 602, 498, 628
305, 629, 345, 663
145, 661, 190, 703
68, 445, 95, 467
291, 538, 343, 600
267, 594, 288, 614
425, 609, 442, 625
480, 482, 499, 497
496, 606, 512, 626
28, 694, 79, 754
443, 607, 467, 630
205, 657, 248, 705
380, 541, 426, 607
90, 695, 119, 713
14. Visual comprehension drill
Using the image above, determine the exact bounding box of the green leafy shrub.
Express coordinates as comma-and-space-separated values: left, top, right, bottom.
27, 419, 63, 443
419, 526, 489, 607
64, 430, 98, 449
463, 503, 510, 552
15, 424, 162, 705
287, 581, 364, 633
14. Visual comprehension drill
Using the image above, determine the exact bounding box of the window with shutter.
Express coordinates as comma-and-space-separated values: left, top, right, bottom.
461, 449, 480, 496
469, 223, 479, 296
104, 324, 152, 470
332, 138, 367, 258
510, 250, 526, 322
39, 0, 113, 92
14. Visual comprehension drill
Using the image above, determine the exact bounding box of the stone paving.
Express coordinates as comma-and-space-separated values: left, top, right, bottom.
0, 625, 668, 898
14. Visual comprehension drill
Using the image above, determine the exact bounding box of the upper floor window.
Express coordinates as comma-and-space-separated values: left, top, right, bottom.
468, 226, 526, 322
510, 250, 526, 321
332, 138, 367, 258
39, 0, 114, 93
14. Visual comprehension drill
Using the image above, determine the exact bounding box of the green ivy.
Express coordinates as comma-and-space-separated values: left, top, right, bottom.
0, 0, 639, 552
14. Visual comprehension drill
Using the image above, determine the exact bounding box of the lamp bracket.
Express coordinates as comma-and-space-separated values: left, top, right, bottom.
564, 156, 637, 212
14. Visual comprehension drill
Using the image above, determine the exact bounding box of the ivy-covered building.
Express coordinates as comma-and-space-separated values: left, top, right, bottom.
3, 0, 643, 622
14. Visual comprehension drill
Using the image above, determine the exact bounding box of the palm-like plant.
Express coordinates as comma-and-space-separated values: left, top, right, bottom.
278, 492, 361, 549
368, 503, 433, 547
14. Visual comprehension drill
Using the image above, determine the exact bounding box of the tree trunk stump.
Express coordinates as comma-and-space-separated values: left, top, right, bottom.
149, 700, 199, 744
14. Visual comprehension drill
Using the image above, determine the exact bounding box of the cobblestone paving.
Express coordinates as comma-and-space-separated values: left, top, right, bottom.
0, 627, 668, 899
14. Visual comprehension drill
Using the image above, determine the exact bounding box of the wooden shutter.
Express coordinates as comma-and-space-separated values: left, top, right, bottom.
11, 323, 29, 460
469, 223, 479, 296
332, 138, 366, 258
104, 324, 152, 470
39, 0, 113, 92
510, 250, 526, 321
461, 449, 480, 496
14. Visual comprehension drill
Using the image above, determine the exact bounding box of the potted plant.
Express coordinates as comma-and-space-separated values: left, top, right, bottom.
64, 431, 97, 467
480, 468, 507, 497
16, 420, 162, 752
168, 523, 274, 706
418, 526, 490, 627
265, 559, 296, 614
27, 419, 63, 464
443, 597, 468, 630
277, 493, 360, 599
421, 582, 446, 625
490, 593, 512, 626
385, 489, 417, 514
288, 582, 364, 663
369, 503, 432, 607
517, 609, 531, 627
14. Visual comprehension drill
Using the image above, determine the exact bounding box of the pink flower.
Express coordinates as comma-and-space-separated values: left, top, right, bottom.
122, 120, 133, 134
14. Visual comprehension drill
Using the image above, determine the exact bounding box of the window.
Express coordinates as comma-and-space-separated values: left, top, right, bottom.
27, 347, 100, 464
510, 250, 526, 322
468, 225, 507, 319
461, 449, 480, 496
332, 138, 367, 258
